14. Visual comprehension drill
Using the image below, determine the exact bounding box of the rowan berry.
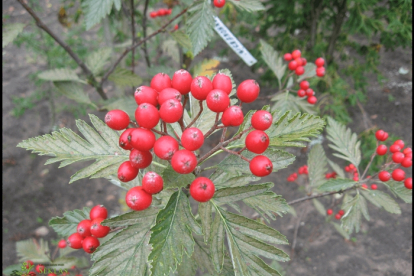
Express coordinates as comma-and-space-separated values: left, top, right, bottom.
90, 205, 108, 220
129, 149, 153, 169
36, 264, 45, 273
119, 128, 134, 150
222, 106, 244, 127
90, 218, 110, 238
389, 144, 401, 153
25, 260, 34, 269
142, 172, 164, 194
190, 76, 213, 100
403, 147, 412, 156
150, 11, 157, 18
307, 96, 317, 104
316, 67, 325, 77
401, 158, 412, 168
190, 177, 215, 202
125, 186, 152, 211
158, 88, 182, 105
129, 128, 156, 151
370, 184, 378, 190
315, 57, 325, 67
392, 152, 405, 163
118, 161, 139, 182
77, 219, 92, 238
338, 210, 345, 216
327, 209, 333, 215
249, 155, 273, 177
174, 24, 179, 30
150, 72, 171, 92
353, 176, 359, 181
172, 69, 192, 95
404, 177, 412, 189
134, 86, 158, 106
212, 73, 233, 95
335, 214, 342, 220
237, 79, 260, 103
82, 236, 100, 254
375, 130, 387, 141
300, 81, 310, 90
213, 0, 226, 8
294, 58, 303, 66
306, 88, 314, 97
153, 136, 179, 160
58, 239, 67, 249
181, 127, 204, 151
105, 110, 130, 131
284, 53, 292, 61
159, 99, 183, 123
48, 273, 57, 276
288, 60, 298, 70
135, 103, 160, 129
171, 149, 197, 174
297, 89, 305, 97
206, 89, 230, 112
394, 139, 405, 149
295, 66, 305, 75
245, 130, 269, 154
291, 49, 301, 59
301, 58, 307, 66
378, 171, 391, 182
361, 184, 368, 189
376, 144, 387, 155
67, 233, 83, 249
251, 110, 272, 131
392, 168, 405, 181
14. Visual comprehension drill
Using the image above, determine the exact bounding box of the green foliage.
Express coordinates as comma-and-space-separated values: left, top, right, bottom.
341, 193, 369, 233
107, 68, 142, 87
83, 0, 122, 30
308, 144, 327, 189
48, 207, 91, 237
2, 23, 25, 48
228, 0, 265, 12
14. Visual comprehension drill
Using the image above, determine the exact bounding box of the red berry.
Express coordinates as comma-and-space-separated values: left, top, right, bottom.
401, 158, 412, 167
287, 176, 294, 182
345, 166, 350, 172
301, 58, 307, 66
294, 58, 303, 66
206, 89, 230, 112
376, 144, 387, 155
283, 53, 292, 61
25, 260, 34, 269
67, 233, 83, 249
378, 171, 391, 182
150, 11, 157, 18
58, 239, 67, 249
158, 88, 182, 105
213, 0, 226, 8
171, 149, 197, 174
105, 109, 130, 131
129, 149, 152, 169
90, 218, 110, 238
90, 205, 108, 220
135, 103, 160, 129
172, 69, 192, 95
392, 168, 405, 181
325, 172, 332, 179
297, 90, 306, 97
370, 184, 378, 190
134, 86, 158, 106
394, 139, 405, 149
315, 57, 325, 67
212, 73, 233, 95
222, 105, 244, 127
316, 67, 325, 77
48, 273, 57, 276
181, 127, 204, 151
306, 88, 314, 97
288, 60, 298, 70
150, 73, 171, 92
327, 209, 333, 215
349, 164, 355, 169
353, 176, 359, 181
389, 144, 401, 153
236, 79, 260, 103
77, 219, 92, 238
167, 9, 172, 15
126, 186, 152, 211
375, 130, 387, 141
361, 183, 368, 189
404, 177, 412, 189
154, 136, 179, 160
295, 66, 305, 75
119, 128, 134, 150
190, 76, 213, 100
249, 155, 273, 177
129, 128, 156, 151
82, 236, 100, 254
174, 24, 179, 30
36, 264, 45, 273
392, 152, 405, 163
159, 99, 183, 123
335, 214, 342, 220
300, 81, 309, 90
245, 130, 269, 154
291, 49, 301, 59
118, 161, 139, 182
251, 110, 272, 130
338, 210, 345, 216
403, 147, 412, 156
307, 96, 317, 104
190, 177, 216, 202
142, 172, 164, 194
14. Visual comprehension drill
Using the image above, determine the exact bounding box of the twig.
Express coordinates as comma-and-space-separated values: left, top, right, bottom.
220, 128, 227, 142
178, 117, 185, 132
360, 140, 378, 179
141, 0, 151, 67
51, 244, 59, 262
16, 0, 107, 100
237, 146, 247, 154
220, 147, 251, 162
151, 128, 169, 136
287, 185, 357, 205
186, 101, 203, 129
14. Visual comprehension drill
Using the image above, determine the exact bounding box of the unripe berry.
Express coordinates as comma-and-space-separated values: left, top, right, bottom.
158, 88, 182, 105
77, 219, 92, 238
154, 136, 179, 160
376, 144, 387, 155
222, 106, 244, 127
129, 128, 156, 151
90, 218, 110, 238
191, 76, 213, 100
393, 139, 405, 149
58, 239, 67, 249
249, 155, 273, 177
206, 89, 230, 112
297, 89, 306, 97
315, 57, 325, 67
307, 96, 317, 105
401, 158, 412, 168
370, 184, 378, 190
135, 103, 160, 129
245, 130, 270, 154
119, 128, 134, 150
159, 99, 183, 123
378, 171, 391, 182
338, 210, 345, 216
67, 233, 83, 249
284, 53, 292, 61
142, 172, 164, 194
300, 81, 309, 90
392, 152, 405, 163
251, 110, 272, 131
306, 88, 314, 97
392, 168, 405, 181
90, 205, 108, 220
327, 209, 333, 215
212, 73, 233, 95
171, 149, 197, 174
190, 177, 215, 202
118, 161, 139, 182
82, 236, 100, 254
129, 149, 153, 169
237, 79, 260, 103
288, 60, 298, 70
36, 264, 45, 273
105, 109, 130, 130
125, 186, 152, 211
150, 72, 171, 92
213, 0, 226, 8
181, 127, 204, 151
291, 49, 301, 59
172, 69, 192, 95
316, 67, 325, 77
389, 144, 401, 153
404, 177, 412, 189
134, 86, 158, 106
295, 66, 305, 75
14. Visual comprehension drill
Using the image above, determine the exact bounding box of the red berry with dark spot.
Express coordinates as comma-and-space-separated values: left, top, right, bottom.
190, 76, 213, 100
77, 219, 92, 238
251, 110, 273, 131
297, 89, 306, 97
371, 184, 378, 190
154, 136, 179, 160
172, 69, 192, 95
378, 171, 391, 182
158, 88, 182, 105
190, 177, 215, 202
159, 99, 183, 123
181, 127, 204, 151
307, 96, 317, 104
58, 239, 67, 249
119, 128, 134, 150
129, 128, 156, 151
394, 139, 405, 149
288, 60, 298, 70
284, 53, 292, 61
249, 155, 273, 177
392, 152, 405, 163
134, 86, 158, 106
392, 168, 405, 181
327, 209, 333, 215
295, 66, 305, 75
404, 177, 412, 189
237, 79, 260, 103
315, 57, 325, 67
206, 89, 230, 112
90, 218, 110, 238
376, 144, 387, 155
213, 0, 226, 8
291, 49, 301, 59
212, 73, 233, 95
171, 149, 197, 174
245, 130, 269, 154
105, 109, 130, 130
300, 81, 309, 90
67, 233, 83, 249
222, 106, 244, 127
142, 172, 164, 194
90, 205, 108, 220
150, 72, 171, 92
389, 144, 401, 153
126, 186, 152, 211
118, 161, 139, 182
129, 149, 152, 169
401, 158, 412, 168
135, 103, 160, 129
82, 236, 100, 254
36, 264, 45, 273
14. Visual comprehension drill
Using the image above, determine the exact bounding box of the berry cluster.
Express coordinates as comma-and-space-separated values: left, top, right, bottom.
213, 0, 226, 8
149, 8, 172, 18
326, 209, 345, 220
104, 69, 274, 210
344, 163, 359, 181
296, 80, 318, 105
287, 165, 309, 181
325, 171, 337, 179
361, 183, 378, 190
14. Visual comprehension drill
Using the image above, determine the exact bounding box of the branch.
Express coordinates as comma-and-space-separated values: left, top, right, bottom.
141, 0, 151, 67
130, 0, 136, 73
186, 100, 203, 129
16, 0, 107, 100
287, 185, 357, 205
360, 140, 378, 179
220, 146, 251, 162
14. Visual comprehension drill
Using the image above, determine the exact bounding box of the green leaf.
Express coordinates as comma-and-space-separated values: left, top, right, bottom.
162, 39, 180, 64
161, 165, 196, 189
259, 40, 286, 84
38, 68, 82, 82
102, 96, 136, 119
101, 208, 161, 227
271, 92, 317, 115
84, 0, 121, 30
48, 207, 91, 237
199, 201, 213, 243
326, 117, 361, 167
16, 238, 50, 263
90, 210, 158, 276
3, 23, 25, 48
108, 67, 142, 87
188, 94, 218, 134
53, 81, 95, 107
318, 178, 357, 192
228, 0, 265, 12
382, 180, 412, 203
213, 183, 274, 204
17, 114, 129, 183
148, 189, 202, 276
312, 199, 326, 216
327, 159, 346, 179
186, 0, 215, 56
361, 189, 401, 214
308, 144, 327, 188
243, 192, 290, 223
85, 47, 112, 76
170, 30, 193, 51
330, 222, 350, 240
267, 111, 325, 147
2, 263, 22, 276
210, 169, 260, 188
341, 193, 369, 233
297, 63, 317, 82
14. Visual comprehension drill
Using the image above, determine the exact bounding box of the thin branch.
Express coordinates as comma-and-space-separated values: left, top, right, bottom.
220, 128, 227, 142
361, 140, 378, 179
16, 0, 107, 100
187, 101, 203, 129
220, 146, 251, 162
151, 128, 169, 136
142, 0, 151, 67
130, 0, 136, 74
287, 185, 357, 205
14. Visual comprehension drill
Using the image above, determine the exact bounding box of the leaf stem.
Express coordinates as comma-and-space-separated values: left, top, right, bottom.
360, 140, 378, 179
220, 146, 251, 162
287, 185, 357, 205
186, 100, 203, 129
152, 161, 167, 168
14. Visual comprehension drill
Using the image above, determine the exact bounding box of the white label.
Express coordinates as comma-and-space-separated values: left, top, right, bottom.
213, 16, 257, 66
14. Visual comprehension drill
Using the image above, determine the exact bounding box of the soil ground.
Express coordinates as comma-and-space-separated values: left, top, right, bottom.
2, 1, 412, 275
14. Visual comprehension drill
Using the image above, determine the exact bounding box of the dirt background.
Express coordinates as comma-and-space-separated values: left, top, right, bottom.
2, 1, 412, 275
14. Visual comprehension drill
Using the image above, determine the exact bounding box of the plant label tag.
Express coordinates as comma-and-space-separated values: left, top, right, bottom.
213, 16, 257, 66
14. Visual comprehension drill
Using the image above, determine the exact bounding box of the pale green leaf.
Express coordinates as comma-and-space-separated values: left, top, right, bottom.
361, 189, 401, 214
2, 264, 22, 276
326, 117, 361, 167
213, 183, 274, 204
148, 189, 202, 276
102, 96, 136, 119
3, 23, 25, 48
53, 81, 94, 107
327, 159, 346, 179
85, 47, 112, 76
161, 165, 196, 189
381, 180, 412, 203
312, 199, 326, 216
188, 93, 218, 134
170, 30, 193, 51
16, 239, 50, 263
318, 178, 357, 192
162, 39, 180, 64
199, 201, 213, 243
38, 68, 81, 82
271, 92, 317, 115
330, 222, 350, 240
210, 210, 226, 272
108, 67, 142, 87
228, 0, 265, 12
101, 208, 161, 227
308, 144, 327, 188
48, 207, 91, 237
243, 192, 290, 223
341, 193, 369, 233
210, 169, 260, 188
259, 40, 286, 84
84, 0, 122, 30
297, 63, 317, 82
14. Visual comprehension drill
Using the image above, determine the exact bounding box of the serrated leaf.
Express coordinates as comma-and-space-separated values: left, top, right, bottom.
361, 189, 401, 214
102, 208, 161, 227
148, 189, 202, 276
186, 0, 215, 55
3, 23, 25, 48
161, 165, 196, 189
199, 201, 213, 243
330, 222, 350, 240
243, 192, 290, 223
85, 47, 112, 76
17, 114, 129, 183
326, 117, 361, 167
16, 239, 50, 263
53, 81, 94, 106
382, 180, 412, 203
312, 199, 326, 216
267, 111, 325, 147
228, 0, 265, 12
2, 263, 22, 276
38, 68, 81, 82
308, 144, 327, 188
271, 92, 317, 115
327, 159, 346, 178
170, 30, 193, 51
210, 210, 226, 272
259, 40, 286, 84
102, 96, 136, 119
318, 178, 356, 192
210, 169, 260, 188
188, 94, 218, 134
162, 39, 180, 64
297, 63, 317, 82
341, 193, 369, 233
90, 210, 158, 276
108, 67, 142, 87
192, 58, 220, 77
84, 0, 122, 30
213, 183, 274, 204
48, 207, 91, 237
